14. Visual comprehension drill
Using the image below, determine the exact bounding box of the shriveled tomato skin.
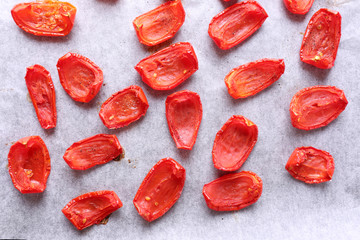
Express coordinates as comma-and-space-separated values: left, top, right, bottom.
212, 115, 258, 171
166, 90, 202, 150
225, 59, 285, 99
286, 147, 335, 184
11, 1, 76, 37
135, 42, 198, 90
290, 86, 348, 130
300, 9, 341, 69
208, 1, 268, 50
133, 158, 186, 222
283, 0, 314, 15
203, 171, 262, 211
8, 136, 51, 194
62, 190, 123, 230
133, 0, 185, 46
25, 64, 57, 129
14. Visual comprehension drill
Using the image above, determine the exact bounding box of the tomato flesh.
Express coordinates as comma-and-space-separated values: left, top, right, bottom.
283, 0, 314, 15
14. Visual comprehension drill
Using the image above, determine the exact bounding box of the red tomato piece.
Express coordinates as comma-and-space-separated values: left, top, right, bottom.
25, 64, 57, 129
208, 1, 268, 50
225, 59, 285, 99
57, 52, 103, 103
135, 42, 198, 90
290, 86, 348, 130
212, 115, 258, 171
11, 1, 76, 37
8, 136, 51, 194
203, 171, 262, 211
133, 0, 185, 46
300, 9, 341, 69
283, 0, 314, 15
285, 147, 335, 184
133, 158, 186, 222
165, 90, 202, 150
99, 85, 149, 129
62, 190, 123, 230
63, 134, 123, 170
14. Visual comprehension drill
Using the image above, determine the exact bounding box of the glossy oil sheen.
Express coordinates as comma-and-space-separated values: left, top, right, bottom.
283, 0, 314, 14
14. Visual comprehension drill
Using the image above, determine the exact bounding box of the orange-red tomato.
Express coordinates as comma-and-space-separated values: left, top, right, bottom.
133, 158, 186, 222
135, 42, 198, 90
11, 1, 76, 37
290, 86, 348, 130
212, 115, 258, 171
203, 171, 262, 211
283, 0, 314, 15
286, 147, 335, 184
208, 1, 268, 50
63, 134, 123, 170
99, 85, 149, 129
133, 0, 185, 46
8, 136, 51, 194
225, 59, 285, 99
62, 190, 123, 230
57, 52, 103, 103
25, 64, 57, 129
300, 9, 341, 69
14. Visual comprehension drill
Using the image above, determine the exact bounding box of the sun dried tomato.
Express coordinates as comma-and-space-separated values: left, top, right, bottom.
11, 1, 76, 37
208, 1, 268, 50
300, 9, 341, 69
290, 86, 348, 130
133, 158, 186, 222
203, 171, 262, 211
225, 59, 285, 99
283, 0, 314, 15
286, 147, 335, 184
62, 190, 122, 230
135, 42, 198, 90
25, 64, 57, 129
8, 136, 51, 194
133, 0, 185, 46
165, 90, 202, 150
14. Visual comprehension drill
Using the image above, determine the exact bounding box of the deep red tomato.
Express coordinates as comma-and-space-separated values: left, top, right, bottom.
57, 52, 103, 103
165, 90, 202, 150
212, 115, 258, 171
99, 85, 149, 129
290, 86, 348, 130
208, 1, 268, 50
11, 1, 76, 37
225, 59, 285, 99
62, 190, 123, 230
300, 9, 341, 69
133, 158, 186, 222
283, 0, 314, 15
135, 42, 198, 90
25, 64, 57, 129
286, 147, 335, 184
203, 171, 262, 211
133, 0, 185, 46
63, 134, 123, 170
8, 136, 51, 194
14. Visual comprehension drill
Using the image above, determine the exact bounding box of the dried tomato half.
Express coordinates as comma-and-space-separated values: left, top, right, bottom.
300, 9, 341, 69
99, 85, 149, 129
8, 136, 51, 194
25, 64, 57, 129
11, 1, 76, 37
133, 158, 186, 222
286, 147, 335, 184
62, 190, 123, 230
212, 115, 258, 171
203, 171, 262, 211
57, 52, 103, 103
135, 42, 198, 90
225, 59, 285, 99
290, 86, 348, 130
63, 134, 123, 170
133, 0, 185, 46
283, 0, 314, 15
208, 1, 268, 50
165, 90, 202, 150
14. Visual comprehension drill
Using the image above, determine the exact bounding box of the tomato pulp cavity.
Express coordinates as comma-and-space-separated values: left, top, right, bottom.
283, 0, 314, 15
